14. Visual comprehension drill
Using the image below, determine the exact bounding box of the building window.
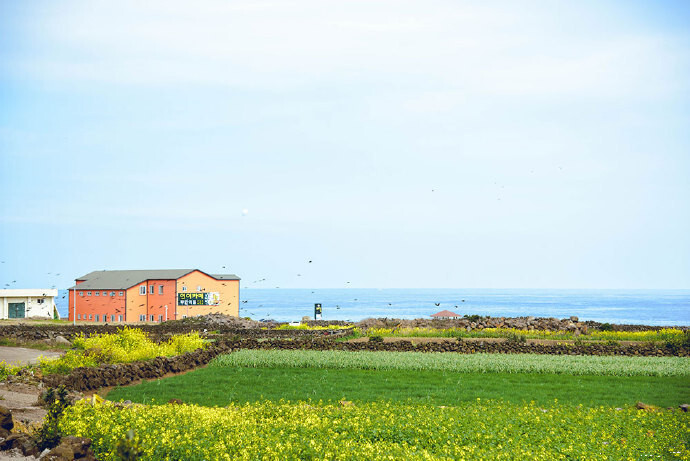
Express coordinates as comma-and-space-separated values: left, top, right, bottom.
197, 285, 202, 291
149, 285, 154, 294
110, 315, 115, 322
182, 315, 187, 319
159, 285, 164, 294
77, 314, 81, 320
95, 292, 99, 296
102, 291, 107, 296
158, 314, 163, 322
118, 315, 123, 322
119, 291, 124, 296
139, 286, 146, 295
87, 292, 92, 296
88, 314, 92, 320
110, 292, 115, 296
182, 286, 187, 292
79, 291, 83, 296
95, 314, 99, 322
139, 314, 145, 321
37, 298, 44, 304
150, 315, 155, 322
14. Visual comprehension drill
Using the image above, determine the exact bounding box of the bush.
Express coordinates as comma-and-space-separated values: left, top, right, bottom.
368, 336, 384, 343
35, 386, 71, 451
599, 323, 613, 331
463, 314, 482, 322
505, 332, 527, 344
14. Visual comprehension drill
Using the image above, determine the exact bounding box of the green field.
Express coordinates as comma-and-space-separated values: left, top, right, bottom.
105, 350, 690, 407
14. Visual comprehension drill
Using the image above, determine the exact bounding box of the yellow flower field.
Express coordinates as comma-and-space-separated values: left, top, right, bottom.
60, 399, 690, 460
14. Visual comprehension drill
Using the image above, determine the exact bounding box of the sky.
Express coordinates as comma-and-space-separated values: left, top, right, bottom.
1, 0, 689, 290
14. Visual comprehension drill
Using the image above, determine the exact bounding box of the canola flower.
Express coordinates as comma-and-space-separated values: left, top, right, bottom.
362, 326, 686, 342
60, 399, 690, 460
270, 324, 353, 331
211, 349, 690, 377
38, 327, 207, 375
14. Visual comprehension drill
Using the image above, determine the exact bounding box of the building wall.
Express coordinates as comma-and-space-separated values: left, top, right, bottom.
126, 283, 147, 323
145, 279, 176, 322
175, 271, 239, 319
68, 288, 126, 322
0, 295, 54, 319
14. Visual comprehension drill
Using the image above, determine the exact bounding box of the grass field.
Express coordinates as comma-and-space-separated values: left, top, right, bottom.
105, 350, 690, 408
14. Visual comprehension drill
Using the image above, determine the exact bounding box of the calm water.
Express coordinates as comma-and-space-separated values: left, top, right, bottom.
56, 288, 690, 326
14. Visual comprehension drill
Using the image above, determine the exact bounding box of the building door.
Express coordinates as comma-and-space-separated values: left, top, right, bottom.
8, 302, 25, 319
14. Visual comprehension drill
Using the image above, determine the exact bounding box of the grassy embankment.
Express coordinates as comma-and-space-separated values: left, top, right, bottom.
106, 350, 690, 408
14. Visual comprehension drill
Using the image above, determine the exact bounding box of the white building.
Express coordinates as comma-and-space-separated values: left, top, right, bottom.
0, 289, 58, 319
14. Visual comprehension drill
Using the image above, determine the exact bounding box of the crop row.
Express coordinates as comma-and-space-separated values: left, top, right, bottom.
360, 326, 687, 342
59, 399, 689, 460
210, 349, 690, 376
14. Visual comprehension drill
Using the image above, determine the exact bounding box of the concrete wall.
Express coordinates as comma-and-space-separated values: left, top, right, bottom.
0, 289, 57, 319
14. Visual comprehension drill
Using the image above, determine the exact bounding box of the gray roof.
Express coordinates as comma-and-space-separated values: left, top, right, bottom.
211, 274, 241, 280
70, 269, 240, 290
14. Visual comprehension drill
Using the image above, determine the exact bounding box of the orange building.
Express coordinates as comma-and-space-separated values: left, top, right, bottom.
67, 269, 240, 323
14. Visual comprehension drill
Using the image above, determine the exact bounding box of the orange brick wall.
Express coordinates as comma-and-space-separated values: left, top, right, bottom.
68, 288, 126, 322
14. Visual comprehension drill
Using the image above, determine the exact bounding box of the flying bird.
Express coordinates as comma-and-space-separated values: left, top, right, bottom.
434, 303, 440, 307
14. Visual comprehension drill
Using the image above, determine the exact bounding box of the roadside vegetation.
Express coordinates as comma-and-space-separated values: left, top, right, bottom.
38, 327, 207, 375
0, 327, 207, 378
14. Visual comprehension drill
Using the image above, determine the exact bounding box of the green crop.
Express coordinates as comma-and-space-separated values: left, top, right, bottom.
210, 349, 690, 377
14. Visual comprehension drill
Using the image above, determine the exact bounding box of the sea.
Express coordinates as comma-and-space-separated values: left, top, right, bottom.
55, 288, 690, 326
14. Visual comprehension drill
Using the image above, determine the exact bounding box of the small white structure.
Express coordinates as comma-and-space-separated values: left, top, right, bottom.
0, 289, 58, 319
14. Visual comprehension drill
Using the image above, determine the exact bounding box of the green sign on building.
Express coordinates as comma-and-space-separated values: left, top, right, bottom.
178, 292, 220, 306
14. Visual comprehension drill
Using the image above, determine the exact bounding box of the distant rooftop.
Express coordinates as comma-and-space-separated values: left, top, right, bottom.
431, 310, 461, 318
70, 269, 240, 290
0, 289, 59, 297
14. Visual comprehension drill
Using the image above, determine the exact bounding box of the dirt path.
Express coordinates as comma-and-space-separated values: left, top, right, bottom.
0, 382, 45, 426
0, 347, 62, 366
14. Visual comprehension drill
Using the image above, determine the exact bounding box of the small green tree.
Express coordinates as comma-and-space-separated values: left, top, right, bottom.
35, 386, 71, 450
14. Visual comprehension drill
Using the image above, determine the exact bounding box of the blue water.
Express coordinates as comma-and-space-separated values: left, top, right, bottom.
55, 288, 690, 326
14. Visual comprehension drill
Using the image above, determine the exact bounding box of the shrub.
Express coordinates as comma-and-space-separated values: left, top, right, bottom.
599, 323, 613, 331
505, 332, 527, 344
369, 336, 384, 343
35, 386, 71, 451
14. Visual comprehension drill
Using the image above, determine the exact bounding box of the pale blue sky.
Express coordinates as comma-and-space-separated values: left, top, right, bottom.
1, 0, 689, 290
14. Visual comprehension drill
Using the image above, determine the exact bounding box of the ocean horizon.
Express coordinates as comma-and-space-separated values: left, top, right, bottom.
55, 288, 690, 326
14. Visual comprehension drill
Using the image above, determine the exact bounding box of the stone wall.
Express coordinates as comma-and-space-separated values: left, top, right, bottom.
0, 324, 352, 342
